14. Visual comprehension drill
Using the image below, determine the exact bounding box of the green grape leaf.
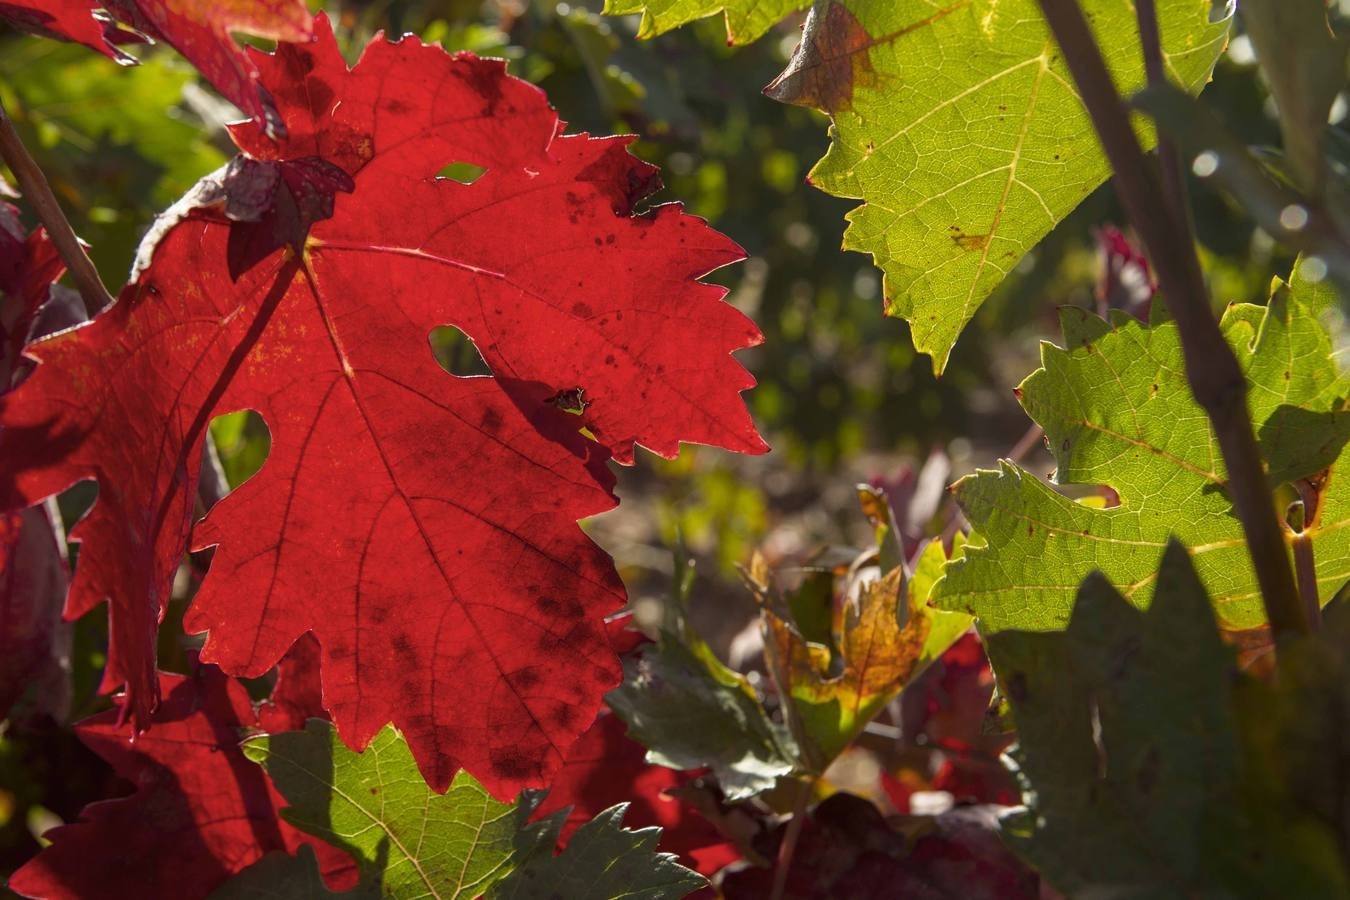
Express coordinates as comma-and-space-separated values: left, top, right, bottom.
606, 633, 796, 799
763, 535, 971, 769
242, 721, 522, 899
210, 846, 376, 900
487, 805, 706, 900
934, 285, 1350, 632
234, 722, 704, 899
603, 0, 809, 45
1290, 253, 1344, 315
764, 0, 1231, 372
989, 541, 1348, 898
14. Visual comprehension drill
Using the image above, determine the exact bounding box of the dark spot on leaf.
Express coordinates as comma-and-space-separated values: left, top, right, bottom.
511, 667, 542, 689
954, 233, 990, 251
571, 302, 592, 318
764, 1, 966, 113
480, 407, 503, 432
489, 746, 536, 782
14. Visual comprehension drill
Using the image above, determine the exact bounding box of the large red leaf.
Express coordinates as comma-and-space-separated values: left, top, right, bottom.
8, 665, 352, 900
0, 0, 311, 130
0, 17, 763, 797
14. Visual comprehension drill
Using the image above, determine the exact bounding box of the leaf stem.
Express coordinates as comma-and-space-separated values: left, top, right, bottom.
1294, 477, 1324, 630
770, 777, 812, 900
1036, 0, 1307, 638
0, 98, 114, 316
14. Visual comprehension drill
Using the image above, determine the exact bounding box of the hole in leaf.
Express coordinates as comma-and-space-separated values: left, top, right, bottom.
209, 410, 271, 489
429, 326, 491, 377
547, 387, 589, 416
436, 162, 487, 184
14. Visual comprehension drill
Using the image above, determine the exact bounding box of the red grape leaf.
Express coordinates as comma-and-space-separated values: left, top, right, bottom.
0, 17, 763, 797
0, 210, 72, 376
0, 505, 70, 722
0, 0, 142, 63
8, 665, 353, 900
0, 0, 311, 131
534, 712, 740, 876
257, 631, 325, 734
0, 208, 82, 723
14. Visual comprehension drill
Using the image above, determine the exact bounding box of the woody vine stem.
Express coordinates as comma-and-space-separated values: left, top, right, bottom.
1036, 0, 1308, 638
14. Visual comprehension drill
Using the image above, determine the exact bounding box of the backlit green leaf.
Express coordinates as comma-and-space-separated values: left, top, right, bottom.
934, 283, 1350, 631
602, 0, 809, 45
764, 0, 1231, 371
243, 721, 521, 899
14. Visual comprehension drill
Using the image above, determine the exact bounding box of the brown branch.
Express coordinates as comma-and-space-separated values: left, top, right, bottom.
0, 98, 113, 316
1037, 0, 1307, 637
1134, 0, 1194, 243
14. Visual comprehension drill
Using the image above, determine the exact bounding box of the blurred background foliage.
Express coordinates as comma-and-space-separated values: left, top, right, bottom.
0, 0, 1319, 882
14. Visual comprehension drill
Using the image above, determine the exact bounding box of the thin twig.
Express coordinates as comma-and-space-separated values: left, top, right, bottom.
1037, 0, 1306, 637
770, 777, 812, 900
0, 99, 113, 316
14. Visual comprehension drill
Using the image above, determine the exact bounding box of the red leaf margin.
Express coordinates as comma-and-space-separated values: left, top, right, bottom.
0, 16, 766, 799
